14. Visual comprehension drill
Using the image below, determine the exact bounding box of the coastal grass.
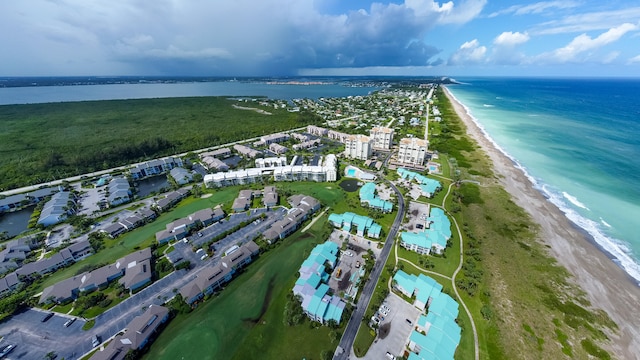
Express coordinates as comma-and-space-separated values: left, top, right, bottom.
0, 97, 320, 191
432, 87, 615, 360
37, 188, 239, 291
144, 212, 335, 360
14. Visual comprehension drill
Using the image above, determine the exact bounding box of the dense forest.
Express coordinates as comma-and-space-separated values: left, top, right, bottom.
0, 97, 322, 190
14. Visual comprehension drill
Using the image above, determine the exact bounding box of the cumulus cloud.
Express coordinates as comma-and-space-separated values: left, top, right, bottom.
490, 32, 530, 65
536, 23, 638, 63
0, 0, 486, 75
493, 31, 530, 46
448, 39, 486, 65
489, 1, 579, 18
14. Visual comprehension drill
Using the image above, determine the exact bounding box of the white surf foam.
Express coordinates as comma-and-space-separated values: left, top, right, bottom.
562, 192, 590, 210
445, 86, 640, 285
483, 104, 494, 108
600, 218, 612, 228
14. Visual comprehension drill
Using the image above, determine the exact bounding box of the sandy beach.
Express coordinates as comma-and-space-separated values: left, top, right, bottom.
443, 86, 640, 359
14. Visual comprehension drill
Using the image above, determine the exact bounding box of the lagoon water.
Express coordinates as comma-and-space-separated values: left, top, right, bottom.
0, 81, 377, 105
447, 78, 640, 284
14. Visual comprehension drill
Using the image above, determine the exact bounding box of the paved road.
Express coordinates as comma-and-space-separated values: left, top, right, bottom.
334, 179, 405, 360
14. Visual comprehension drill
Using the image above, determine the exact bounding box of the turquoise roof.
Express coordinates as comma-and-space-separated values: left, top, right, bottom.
393, 270, 416, 295
368, 223, 382, 237
401, 207, 451, 253
325, 300, 345, 323
415, 274, 442, 305
401, 231, 432, 249
394, 270, 461, 360
359, 182, 393, 211
428, 292, 459, 319
417, 314, 428, 328
327, 213, 343, 225
295, 241, 347, 325
329, 212, 383, 238
398, 168, 441, 196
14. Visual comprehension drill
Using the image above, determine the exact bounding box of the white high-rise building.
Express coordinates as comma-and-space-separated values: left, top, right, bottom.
397, 137, 428, 166
344, 135, 372, 161
369, 126, 394, 150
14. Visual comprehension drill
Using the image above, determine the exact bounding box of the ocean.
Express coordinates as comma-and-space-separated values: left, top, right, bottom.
446, 78, 640, 284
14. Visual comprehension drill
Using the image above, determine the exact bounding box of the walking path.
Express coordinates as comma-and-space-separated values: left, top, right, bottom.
387, 180, 480, 360
302, 207, 329, 232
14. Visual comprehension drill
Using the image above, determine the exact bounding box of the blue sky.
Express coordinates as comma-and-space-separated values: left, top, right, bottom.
1, 1, 640, 77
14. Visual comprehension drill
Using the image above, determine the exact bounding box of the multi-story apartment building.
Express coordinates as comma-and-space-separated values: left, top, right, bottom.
343, 135, 372, 161
369, 126, 394, 150
397, 137, 428, 167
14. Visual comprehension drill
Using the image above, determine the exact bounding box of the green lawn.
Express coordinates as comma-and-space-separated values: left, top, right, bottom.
353, 323, 376, 357
145, 213, 335, 360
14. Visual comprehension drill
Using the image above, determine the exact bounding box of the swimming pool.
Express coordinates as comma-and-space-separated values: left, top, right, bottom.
346, 169, 356, 177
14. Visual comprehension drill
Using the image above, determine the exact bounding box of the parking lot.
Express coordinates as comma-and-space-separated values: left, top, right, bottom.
0, 206, 290, 359
326, 229, 383, 301
403, 201, 430, 233
0, 268, 193, 360
364, 293, 421, 360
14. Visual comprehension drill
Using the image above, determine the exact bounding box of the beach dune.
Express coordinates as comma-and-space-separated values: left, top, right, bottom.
443, 86, 640, 359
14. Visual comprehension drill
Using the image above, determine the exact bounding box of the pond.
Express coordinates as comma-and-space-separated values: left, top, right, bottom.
0, 206, 34, 238
135, 175, 171, 198
339, 179, 361, 193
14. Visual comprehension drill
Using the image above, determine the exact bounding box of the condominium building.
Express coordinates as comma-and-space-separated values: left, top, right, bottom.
129, 157, 183, 180
306, 125, 328, 137
204, 154, 337, 188
344, 134, 372, 161
397, 137, 429, 167
369, 126, 394, 150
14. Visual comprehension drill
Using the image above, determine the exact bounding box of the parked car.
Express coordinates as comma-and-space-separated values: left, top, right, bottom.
0, 344, 15, 357
41, 312, 54, 322
92, 335, 101, 347
64, 318, 76, 327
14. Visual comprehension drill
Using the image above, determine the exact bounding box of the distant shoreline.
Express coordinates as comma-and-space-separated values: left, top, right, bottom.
443, 85, 640, 359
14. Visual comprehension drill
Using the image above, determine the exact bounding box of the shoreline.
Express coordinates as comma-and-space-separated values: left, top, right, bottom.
443, 85, 640, 359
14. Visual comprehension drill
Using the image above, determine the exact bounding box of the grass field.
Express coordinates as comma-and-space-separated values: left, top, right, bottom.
0, 96, 320, 190
145, 214, 336, 360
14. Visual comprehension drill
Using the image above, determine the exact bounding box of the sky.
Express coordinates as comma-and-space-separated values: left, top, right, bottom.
1, 0, 640, 77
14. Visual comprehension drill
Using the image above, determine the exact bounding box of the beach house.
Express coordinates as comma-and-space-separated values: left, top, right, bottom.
327, 212, 382, 239
359, 182, 393, 213
392, 271, 461, 360
293, 241, 346, 325
399, 207, 451, 255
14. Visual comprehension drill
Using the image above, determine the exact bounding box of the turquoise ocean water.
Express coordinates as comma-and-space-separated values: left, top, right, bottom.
446, 78, 640, 284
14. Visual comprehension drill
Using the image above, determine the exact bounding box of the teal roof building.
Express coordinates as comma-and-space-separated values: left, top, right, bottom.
398, 168, 442, 198
392, 270, 461, 360
399, 207, 451, 255
359, 182, 393, 213
328, 212, 383, 238
293, 241, 345, 325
